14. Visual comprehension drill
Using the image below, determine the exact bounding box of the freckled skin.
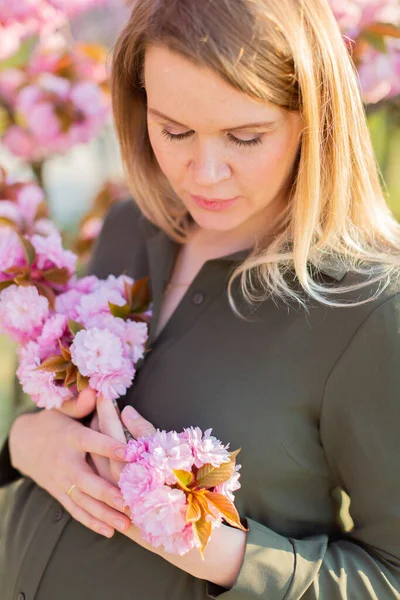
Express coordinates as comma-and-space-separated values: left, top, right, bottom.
145, 44, 304, 241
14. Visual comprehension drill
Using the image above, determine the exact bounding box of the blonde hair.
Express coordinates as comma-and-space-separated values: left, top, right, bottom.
111, 0, 400, 308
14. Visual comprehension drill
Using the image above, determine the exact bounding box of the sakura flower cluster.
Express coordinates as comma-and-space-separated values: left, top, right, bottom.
119, 427, 246, 556
329, 0, 400, 103
0, 42, 110, 161
0, 0, 115, 61
0, 168, 150, 408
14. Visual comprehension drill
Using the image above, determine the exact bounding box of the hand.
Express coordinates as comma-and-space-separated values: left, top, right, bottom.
93, 396, 156, 487
94, 399, 246, 589
9, 392, 132, 538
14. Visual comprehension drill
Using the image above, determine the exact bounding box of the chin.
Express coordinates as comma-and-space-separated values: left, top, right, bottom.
187, 206, 247, 233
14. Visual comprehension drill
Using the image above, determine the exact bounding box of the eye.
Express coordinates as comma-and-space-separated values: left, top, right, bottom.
161, 128, 263, 147
161, 129, 194, 141
227, 133, 263, 147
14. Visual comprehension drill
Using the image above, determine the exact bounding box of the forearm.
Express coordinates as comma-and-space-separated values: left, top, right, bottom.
124, 522, 246, 588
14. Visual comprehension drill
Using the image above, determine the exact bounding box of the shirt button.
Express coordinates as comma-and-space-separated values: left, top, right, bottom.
54, 506, 64, 522
192, 292, 205, 306
17, 593, 25, 600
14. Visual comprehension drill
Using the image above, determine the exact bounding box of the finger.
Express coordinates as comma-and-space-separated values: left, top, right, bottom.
58, 388, 97, 419
63, 494, 115, 538
67, 486, 131, 534
121, 405, 157, 439
71, 424, 127, 461
74, 464, 128, 513
90, 413, 100, 432
97, 395, 126, 443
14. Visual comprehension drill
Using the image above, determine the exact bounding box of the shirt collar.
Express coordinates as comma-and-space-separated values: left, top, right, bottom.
145, 229, 347, 284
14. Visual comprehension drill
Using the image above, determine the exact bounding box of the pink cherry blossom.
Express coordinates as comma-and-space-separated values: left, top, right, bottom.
146, 430, 194, 485
31, 232, 77, 274
119, 462, 165, 505
130, 486, 188, 540
70, 327, 135, 399
88, 365, 134, 400
37, 312, 69, 355
182, 427, 231, 469
124, 438, 149, 463
0, 284, 49, 343
17, 340, 74, 408
0, 230, 25, 275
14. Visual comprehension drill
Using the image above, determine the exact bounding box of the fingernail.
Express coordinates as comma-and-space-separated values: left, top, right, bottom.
100, 527, 113, 538
114, 447, 127, 459
123, 406, 139, 420
114, 519, 128, 532
112, 497, 125, 511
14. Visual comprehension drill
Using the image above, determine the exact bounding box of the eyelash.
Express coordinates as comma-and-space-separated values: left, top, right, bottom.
161, 128, 263, 147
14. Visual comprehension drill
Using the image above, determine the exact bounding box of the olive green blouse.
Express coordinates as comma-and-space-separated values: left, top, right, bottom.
1, 199, 400, 600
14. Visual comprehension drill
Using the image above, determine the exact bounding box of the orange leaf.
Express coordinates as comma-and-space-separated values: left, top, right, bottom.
18, 234, 36, 266
77, 371, 89, 392
186, 493, 202, 523
192, 513, 212, 558
36, 282, 56, 310
172, 469, 194, 490
64, 364, 77, 387
37, 355, 70, 373
0, 216, 17, 229
0, 280, 15, 292
196, 448, 241, 489
43, 267, 71, 285
204, 492, 248, 531
130, 276, 151, 313
124, 278, 133, 307
58, 339, 71, 361
366, 22, 400, 39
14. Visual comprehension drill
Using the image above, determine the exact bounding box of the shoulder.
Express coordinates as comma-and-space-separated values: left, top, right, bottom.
87, 198, 159, 279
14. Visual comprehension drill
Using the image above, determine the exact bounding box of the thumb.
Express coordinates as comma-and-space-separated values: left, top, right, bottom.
58, 387, 97, 419
121, 406, 157, 439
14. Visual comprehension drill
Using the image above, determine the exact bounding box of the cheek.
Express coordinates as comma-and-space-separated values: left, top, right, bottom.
148, 131, 185, 183
242, 134, 298, 192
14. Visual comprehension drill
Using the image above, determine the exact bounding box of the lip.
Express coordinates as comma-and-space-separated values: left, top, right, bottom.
190, 194, 239, 212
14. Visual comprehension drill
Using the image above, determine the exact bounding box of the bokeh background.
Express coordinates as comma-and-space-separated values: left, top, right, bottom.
0, 0, 400, 445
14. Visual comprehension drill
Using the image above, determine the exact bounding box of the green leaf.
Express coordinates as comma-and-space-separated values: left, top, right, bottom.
362, 31, 387, 53
204, 492, 247, 531
18, 235, 36, 266
68, 318, 84, 336
173, 469, 194, 490
0, 35, 39, 69
108, 301, 131, 319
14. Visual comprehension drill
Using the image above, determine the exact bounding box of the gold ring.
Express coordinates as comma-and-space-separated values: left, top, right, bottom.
67, 484, 77, 497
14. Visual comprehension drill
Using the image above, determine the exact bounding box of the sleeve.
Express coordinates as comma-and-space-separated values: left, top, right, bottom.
0, 199, 137, 488
207, 293, 400, 599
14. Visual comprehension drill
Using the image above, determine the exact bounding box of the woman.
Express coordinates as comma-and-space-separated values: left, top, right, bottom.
1, 0, 400, 598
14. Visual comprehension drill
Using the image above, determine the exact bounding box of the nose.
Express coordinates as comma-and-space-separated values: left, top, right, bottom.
189, 140, 232, 187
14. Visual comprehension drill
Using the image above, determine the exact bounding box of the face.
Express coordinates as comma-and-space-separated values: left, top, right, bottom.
145, 45, 303, 240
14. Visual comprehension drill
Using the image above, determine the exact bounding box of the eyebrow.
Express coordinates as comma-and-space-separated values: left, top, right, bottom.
147, 108, 277, 131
